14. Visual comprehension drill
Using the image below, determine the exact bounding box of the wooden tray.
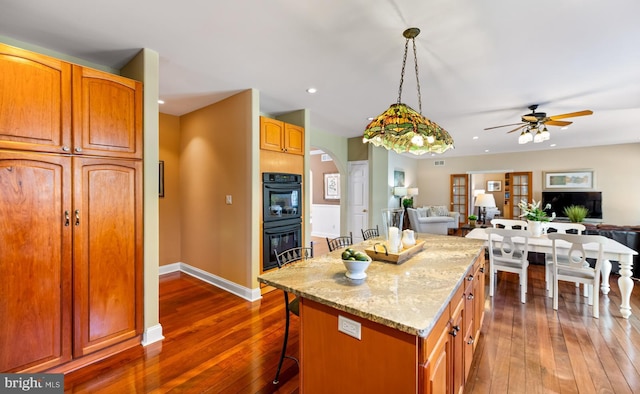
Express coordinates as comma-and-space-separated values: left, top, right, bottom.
364, 240, 425, 264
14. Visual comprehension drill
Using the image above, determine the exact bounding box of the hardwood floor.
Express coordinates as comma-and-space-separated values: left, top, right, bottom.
466, 264, 640, 394
63, 263, 640, 393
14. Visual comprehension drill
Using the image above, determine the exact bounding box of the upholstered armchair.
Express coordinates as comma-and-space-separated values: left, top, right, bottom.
406, 208, 455, 235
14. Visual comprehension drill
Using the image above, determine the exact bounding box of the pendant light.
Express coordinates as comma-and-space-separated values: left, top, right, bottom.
363, 28, 454, 155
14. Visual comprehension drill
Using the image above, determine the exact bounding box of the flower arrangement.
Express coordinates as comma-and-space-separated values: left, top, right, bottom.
518, 199, 556, 222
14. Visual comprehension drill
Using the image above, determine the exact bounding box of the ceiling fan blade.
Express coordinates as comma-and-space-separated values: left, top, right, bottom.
548, 110, 593, 120
544, 120, 572, 127
484, 122, 525, 131
507, 124, 528, 134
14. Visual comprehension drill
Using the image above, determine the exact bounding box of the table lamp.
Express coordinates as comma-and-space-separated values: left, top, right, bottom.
475, 193, 496, 225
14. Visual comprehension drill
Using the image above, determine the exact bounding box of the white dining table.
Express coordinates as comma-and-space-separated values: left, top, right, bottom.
465, 227, 638, 318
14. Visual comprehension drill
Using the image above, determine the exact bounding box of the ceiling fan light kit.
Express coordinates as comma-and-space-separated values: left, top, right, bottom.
487, 104, 593, 145
363, 28, 454, 155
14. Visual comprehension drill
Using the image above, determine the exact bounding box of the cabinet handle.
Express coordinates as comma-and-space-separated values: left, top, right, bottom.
467, 293, 474, 300
62, 146, 70, 152
75, 210, 80, 226
467, 275, 474, 281
453, 325, 460, 332
480, 267, 485, 273
467, 336, 475, 345
75, 147, 82, 153
64, 210, 70, 226
450, 329, 458, 337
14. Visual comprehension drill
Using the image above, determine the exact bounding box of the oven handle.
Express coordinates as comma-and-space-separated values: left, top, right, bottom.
264, 223, 301, 235
264, 183, 300, 191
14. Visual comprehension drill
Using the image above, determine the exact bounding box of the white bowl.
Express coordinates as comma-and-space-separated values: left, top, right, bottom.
342, 256, 372, 280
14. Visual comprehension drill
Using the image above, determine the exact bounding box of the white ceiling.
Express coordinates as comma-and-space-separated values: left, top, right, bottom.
2, 0, 639, 158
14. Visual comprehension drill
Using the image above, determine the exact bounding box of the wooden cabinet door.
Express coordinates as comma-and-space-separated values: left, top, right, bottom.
284, 123, 304, 155
260, 116, 284, 152
72, 66, 142, 159
0, 43, 72, 154
473, 255, 485, 346
0, 151, 72, 372
72, 157, 143, 357
451, 296, 465, 394
424, 320, 452, 394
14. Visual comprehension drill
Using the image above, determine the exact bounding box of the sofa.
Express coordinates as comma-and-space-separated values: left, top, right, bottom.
407, 206, 460, 235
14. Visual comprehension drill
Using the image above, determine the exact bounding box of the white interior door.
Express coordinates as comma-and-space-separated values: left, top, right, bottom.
348, 161, 369, 242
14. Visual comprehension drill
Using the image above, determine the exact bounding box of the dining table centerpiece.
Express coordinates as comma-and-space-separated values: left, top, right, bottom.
518, 199, 555, 237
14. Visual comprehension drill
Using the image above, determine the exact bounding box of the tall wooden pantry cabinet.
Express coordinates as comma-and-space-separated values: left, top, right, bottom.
0, 43, 143, 373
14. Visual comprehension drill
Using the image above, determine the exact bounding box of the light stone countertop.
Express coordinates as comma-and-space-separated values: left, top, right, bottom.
258, 233, 485, 337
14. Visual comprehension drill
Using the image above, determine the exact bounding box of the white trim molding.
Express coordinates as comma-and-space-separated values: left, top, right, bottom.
158, 262, 262, 302
141, 324, 164, 346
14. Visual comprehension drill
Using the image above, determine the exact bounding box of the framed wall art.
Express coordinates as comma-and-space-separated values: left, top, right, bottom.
487, 180, 502, 192
324, 173, 340, 199
394, 170, 405, 187
544, 170, 594, 189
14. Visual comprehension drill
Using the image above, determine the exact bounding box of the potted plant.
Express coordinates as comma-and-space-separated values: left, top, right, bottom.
564, 205, 589, 222
468, 214, 478, 227
518, 199, 556, 236
402, 197, 414, 209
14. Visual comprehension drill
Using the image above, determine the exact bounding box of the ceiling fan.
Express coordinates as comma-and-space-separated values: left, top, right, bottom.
484, 104, 593, 143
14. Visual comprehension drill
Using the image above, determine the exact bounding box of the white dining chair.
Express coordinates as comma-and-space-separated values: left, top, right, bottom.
486, 228, 530, 303
491, 219, 528, 230
543, 223, 586, 297
548, 233, 607, 318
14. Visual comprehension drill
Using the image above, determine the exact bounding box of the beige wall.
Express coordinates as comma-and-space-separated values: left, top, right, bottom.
310, 154, 339, 205
179, 90, 255, 287
416, 143, 640, 225
159, 113, 182, 266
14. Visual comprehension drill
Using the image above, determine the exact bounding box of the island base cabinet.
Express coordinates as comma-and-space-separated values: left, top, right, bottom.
300, 299, 418, 394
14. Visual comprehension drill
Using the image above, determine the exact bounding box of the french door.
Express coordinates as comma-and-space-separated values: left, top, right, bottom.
504, 172, 532, 219
450, 174, 468, 224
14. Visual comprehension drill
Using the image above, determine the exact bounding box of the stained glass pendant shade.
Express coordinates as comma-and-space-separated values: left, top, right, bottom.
363, 28, 454, 155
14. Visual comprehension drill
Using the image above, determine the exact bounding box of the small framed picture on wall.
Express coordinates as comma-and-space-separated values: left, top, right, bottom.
487, 180, 502, 192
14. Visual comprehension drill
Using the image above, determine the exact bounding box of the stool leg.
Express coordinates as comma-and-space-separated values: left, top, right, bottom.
273, 293, 291, 384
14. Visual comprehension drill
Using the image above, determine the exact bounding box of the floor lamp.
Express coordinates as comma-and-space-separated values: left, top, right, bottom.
475, 193, 496, 225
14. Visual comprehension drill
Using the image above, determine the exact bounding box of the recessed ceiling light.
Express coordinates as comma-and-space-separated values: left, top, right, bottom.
306, 87, 317, 94
158, 99, 165, 104
550, 143, 557, 147
560, 126, 569, 130
367, 117, 375, 121
484, 149, 490, 153
472, 136, 479, 140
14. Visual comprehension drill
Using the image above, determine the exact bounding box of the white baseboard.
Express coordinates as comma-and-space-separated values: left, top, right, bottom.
141, 324, 164, 346
311, 231, 338, 238
159, 262, 181, 275
159, 262, 262, 302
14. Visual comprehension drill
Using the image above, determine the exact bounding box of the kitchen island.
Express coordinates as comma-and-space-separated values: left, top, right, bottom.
258, 234, 486, 394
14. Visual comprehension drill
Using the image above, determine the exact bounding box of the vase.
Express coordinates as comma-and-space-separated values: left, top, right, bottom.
528, 220, 543, 237
401, 229, 416, 249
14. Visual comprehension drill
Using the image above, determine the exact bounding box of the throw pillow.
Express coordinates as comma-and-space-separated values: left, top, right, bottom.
416, 207, 428, 218
431, 205, 448, 216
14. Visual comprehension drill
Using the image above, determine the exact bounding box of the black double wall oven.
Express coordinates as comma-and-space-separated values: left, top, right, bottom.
262, 173, 302, 271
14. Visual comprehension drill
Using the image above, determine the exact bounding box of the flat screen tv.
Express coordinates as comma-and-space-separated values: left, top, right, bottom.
541, 191, 602, 220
